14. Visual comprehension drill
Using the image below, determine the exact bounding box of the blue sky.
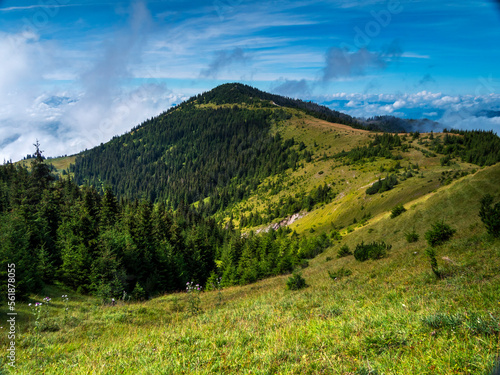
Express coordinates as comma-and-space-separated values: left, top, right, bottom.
1, 0, 500, 160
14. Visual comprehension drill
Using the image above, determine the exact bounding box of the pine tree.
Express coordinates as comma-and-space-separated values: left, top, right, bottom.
479, 194, 500, 237
100, 187, 119, 228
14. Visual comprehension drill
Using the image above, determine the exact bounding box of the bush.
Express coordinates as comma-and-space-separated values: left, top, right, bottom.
353, 241, 391, 262
440, 155, 452, 166
328, 267, 352, 280
425, 221, 456, 247
390, 203, 406, 219
337, 244, 352, 258
286, 273, 307, 290
366, 174, 398, 195
425, 247, 440, 277
404, 228, 419, 243
330, 230, 342, 241
131, 282, 146, 301
479, 194, 500, 237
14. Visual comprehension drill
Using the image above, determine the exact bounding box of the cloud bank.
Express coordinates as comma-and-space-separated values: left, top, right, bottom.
318, 91, 500, 133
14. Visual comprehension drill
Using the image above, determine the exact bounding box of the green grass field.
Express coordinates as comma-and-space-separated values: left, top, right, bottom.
3, 162, 500, 374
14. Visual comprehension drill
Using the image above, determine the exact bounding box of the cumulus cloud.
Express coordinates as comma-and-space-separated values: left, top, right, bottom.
199, 47, 251, 78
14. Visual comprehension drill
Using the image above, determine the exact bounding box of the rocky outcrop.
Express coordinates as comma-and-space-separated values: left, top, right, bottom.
256, 212, 306, 234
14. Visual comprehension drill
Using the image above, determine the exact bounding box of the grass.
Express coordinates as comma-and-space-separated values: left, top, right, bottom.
14, 155, 76, 178
231, 112, 479, 236
3, 235, 499, 374
3, 164, 500, 374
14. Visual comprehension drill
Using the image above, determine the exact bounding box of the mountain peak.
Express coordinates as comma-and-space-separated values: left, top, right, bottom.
193, 82, 269, 105
191, 83, 362, 129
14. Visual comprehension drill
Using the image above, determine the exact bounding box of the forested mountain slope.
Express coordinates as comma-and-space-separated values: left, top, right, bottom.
70, 83, 369, 209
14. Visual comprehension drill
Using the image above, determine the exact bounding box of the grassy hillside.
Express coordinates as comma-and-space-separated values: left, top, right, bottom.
228, 110, 481, 237
15, 155, 75, 175
3, 165, 500, 374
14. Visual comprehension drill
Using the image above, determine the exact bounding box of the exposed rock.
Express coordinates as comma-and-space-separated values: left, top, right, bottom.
256, 212, 306, 234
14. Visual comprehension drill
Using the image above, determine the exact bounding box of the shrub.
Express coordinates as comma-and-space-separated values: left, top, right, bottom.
404, 228, 419, 243
330, 230, 342, 241
479, 194, 500, 237
131, 282, 146, 301
390, 203, 406, 219
425, 247, 440, 277
353, 241, 391, 262
337, 244, 352, 258
425, 221, 456, 247
286, 273, 307, 290
440, 155, 452, 166
328, 267, 352, 280
366, 174, 398, 195
186, 281, 203, 315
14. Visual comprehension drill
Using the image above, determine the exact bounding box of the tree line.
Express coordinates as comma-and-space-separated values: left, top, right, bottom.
0, 145, 330, 301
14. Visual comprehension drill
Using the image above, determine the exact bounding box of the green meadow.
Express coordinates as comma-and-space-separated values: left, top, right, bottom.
3, 163, 500, 374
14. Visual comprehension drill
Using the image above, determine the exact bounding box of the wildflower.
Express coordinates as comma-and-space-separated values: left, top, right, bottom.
28, 303, 31, 306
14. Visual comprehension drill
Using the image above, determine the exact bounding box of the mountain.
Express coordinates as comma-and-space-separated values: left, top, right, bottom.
3, 83, 500, 374
70, 83, 367, 209
70, 83, 500, 216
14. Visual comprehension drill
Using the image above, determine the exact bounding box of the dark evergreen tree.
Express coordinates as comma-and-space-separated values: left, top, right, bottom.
479, 194, 500, 237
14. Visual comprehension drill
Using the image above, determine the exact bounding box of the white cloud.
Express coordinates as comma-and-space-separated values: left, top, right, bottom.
401, 52, 430, 59
317, 91, 500, 133
0, 1, 184, 162
392, 100, 406, 109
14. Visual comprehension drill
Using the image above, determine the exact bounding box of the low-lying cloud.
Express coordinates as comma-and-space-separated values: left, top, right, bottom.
318, 91, 500, 133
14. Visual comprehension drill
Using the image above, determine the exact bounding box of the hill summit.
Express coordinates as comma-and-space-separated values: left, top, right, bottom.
71, 83, 362, 207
